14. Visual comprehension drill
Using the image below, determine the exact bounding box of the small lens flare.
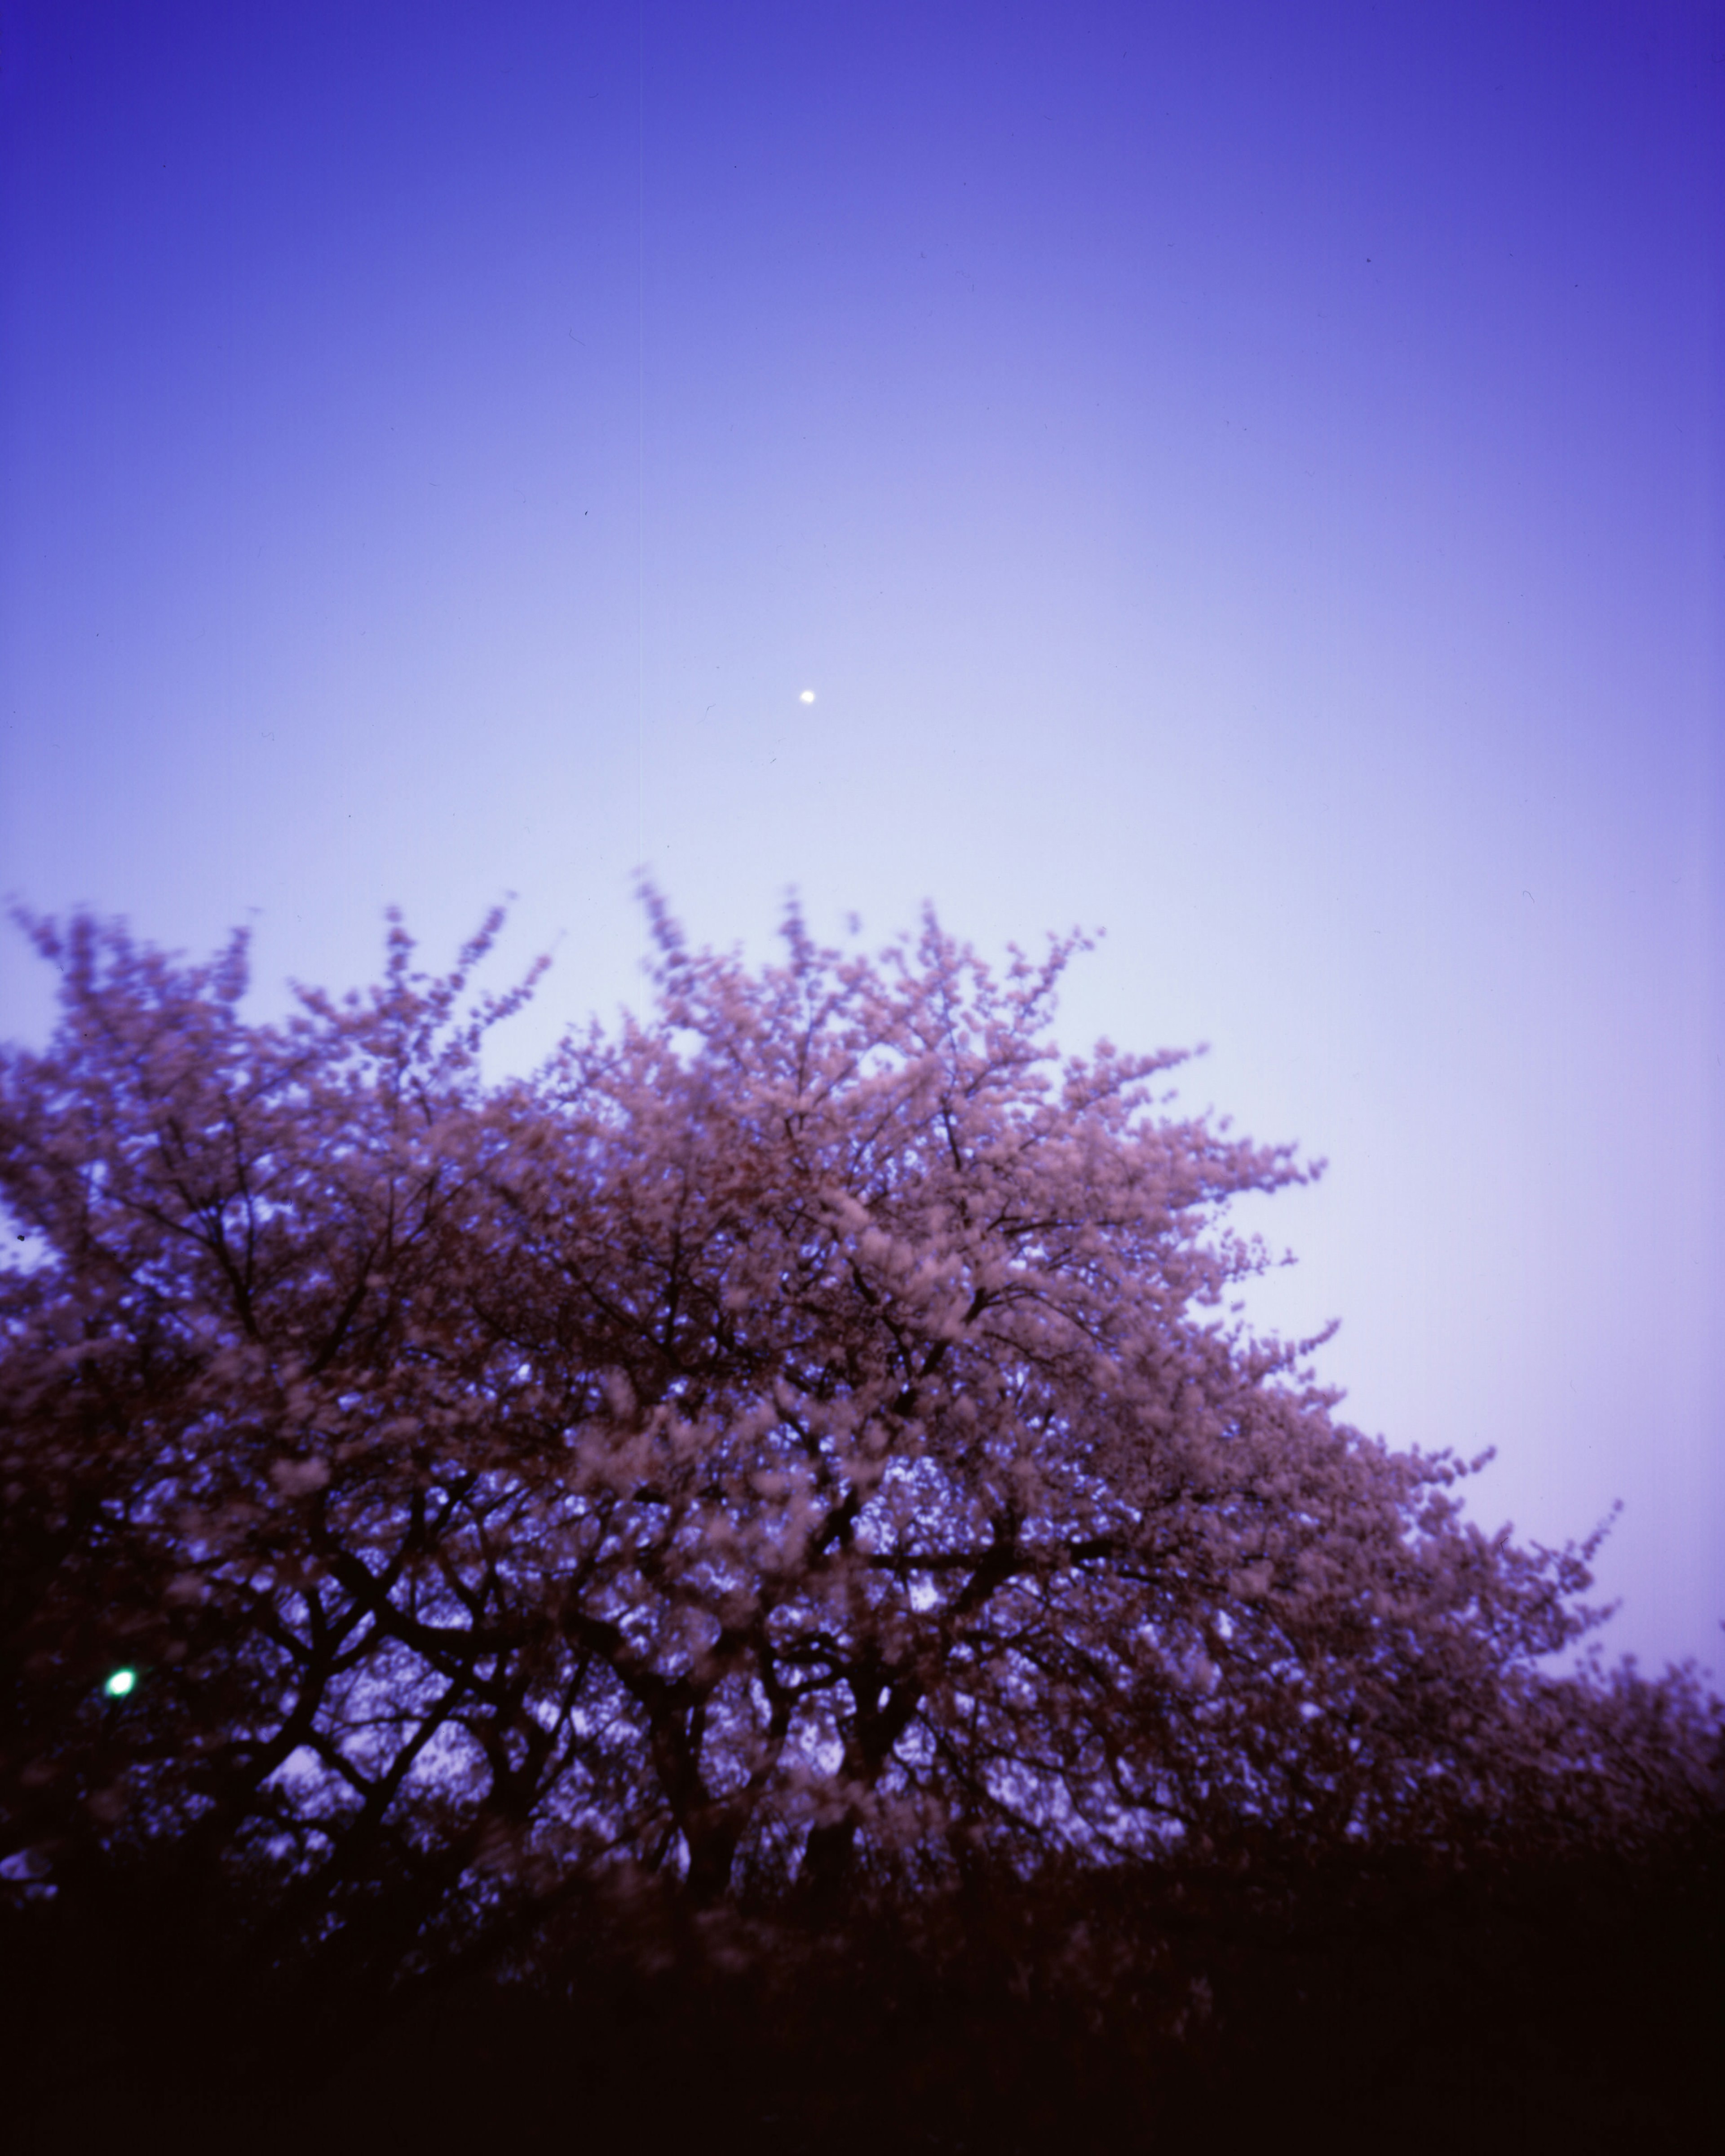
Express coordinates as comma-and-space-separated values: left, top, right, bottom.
102, 1668, 137, 1698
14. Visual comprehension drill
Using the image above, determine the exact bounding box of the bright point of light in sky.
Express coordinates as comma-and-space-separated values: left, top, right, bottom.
0, 1, 1719, 1677
103, 1670, 138, 1700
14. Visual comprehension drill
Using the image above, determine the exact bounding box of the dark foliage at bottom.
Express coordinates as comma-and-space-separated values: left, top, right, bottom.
4, 1821, 1721, 2156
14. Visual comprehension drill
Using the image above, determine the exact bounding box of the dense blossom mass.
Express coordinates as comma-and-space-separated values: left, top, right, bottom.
0, 898, 1717, 1968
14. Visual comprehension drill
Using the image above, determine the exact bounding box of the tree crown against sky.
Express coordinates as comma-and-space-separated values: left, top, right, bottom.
0, 893, 1717, 1979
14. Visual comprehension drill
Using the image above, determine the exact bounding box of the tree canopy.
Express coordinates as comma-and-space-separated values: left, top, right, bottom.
1, 895, 1718, 2013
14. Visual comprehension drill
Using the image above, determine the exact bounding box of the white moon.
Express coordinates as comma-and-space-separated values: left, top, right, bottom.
799, 689, 816, 703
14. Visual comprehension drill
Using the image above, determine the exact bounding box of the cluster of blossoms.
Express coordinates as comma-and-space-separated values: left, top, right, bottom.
1, 896, 1717, 1956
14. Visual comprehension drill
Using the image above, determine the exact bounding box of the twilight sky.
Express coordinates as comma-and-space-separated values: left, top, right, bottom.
2, 0, 1721, 1674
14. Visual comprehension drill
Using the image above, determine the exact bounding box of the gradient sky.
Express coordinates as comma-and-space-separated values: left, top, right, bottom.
2, 0, 1721, 1674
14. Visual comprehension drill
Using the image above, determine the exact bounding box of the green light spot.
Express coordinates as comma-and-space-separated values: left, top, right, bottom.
103, 1668, 137, 1698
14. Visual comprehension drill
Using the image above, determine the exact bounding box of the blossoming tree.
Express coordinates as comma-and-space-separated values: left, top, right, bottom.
1, 896, 1716, 1989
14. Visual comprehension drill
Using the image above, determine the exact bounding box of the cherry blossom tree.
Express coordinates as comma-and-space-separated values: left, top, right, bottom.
1, 893, 1717, 2008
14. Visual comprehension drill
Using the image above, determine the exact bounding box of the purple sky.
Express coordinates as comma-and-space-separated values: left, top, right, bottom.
3, 1, 1721, 1674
